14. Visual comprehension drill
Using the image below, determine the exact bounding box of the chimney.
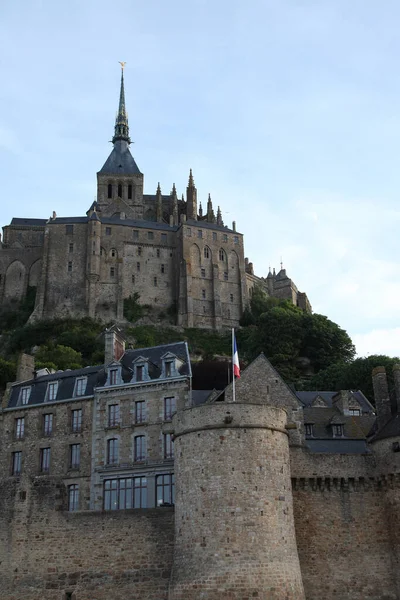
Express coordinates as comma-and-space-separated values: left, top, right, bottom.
392, 364, 400, 414
16, 353, 35, 383
333, 390, 350, 415
104, 328, 126, 366
372, 366, 392, 428
232, 221, 236, 232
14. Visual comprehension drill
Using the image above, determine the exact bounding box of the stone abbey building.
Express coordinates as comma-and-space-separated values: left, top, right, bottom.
0, 68, 310, 328
0, 328, 400, 599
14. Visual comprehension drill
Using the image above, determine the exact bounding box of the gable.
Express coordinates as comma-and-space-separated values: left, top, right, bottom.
311, 395, 328, 408
101, 197, 135, 219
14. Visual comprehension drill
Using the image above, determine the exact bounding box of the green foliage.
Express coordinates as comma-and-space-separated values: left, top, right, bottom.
0, 358, 16, 389
123, 293, 145, 323
0, 286, 37, 333
35, 345, 83, 371
309, 355, 400, 402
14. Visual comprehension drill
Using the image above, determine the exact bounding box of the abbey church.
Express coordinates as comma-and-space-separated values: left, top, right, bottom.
0, 68, 310, 327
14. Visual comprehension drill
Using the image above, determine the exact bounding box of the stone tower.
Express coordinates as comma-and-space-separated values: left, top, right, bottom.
169, 356, 305, 599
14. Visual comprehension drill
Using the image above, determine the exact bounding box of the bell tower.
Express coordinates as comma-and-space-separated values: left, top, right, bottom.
96, 63, 144, 218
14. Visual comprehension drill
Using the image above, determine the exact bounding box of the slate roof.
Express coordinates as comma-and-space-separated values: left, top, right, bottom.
303, 407, 375, 440
98, 140, 141, 175
306, 439, 370, 454
186, 219, 240, 235
7, 342, 191, 409
369, 413, 400, 442
296, 390, 374, 413
10, 218, 47, 227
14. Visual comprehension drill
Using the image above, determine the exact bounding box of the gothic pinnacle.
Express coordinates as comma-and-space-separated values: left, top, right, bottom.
112, 62, 131, 145
156, 182, 162, 194
188, 169, 195, 188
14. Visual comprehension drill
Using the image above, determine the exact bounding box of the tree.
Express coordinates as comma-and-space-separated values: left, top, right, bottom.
35, 345, 83, 371
0, 358, 16, 390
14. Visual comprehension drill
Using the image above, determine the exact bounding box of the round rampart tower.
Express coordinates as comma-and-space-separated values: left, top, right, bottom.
169, 402, 305, 600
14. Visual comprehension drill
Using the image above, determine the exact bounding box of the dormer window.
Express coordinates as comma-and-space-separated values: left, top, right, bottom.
165, 361, 173, 378
349, 408, 361, 416
305, 423, 314, 437
110, 369, 118, 385
19, 386, 31, 405
136, 365, 144, 382
332, 424, 344, 437
46, 381, 58, 402
74, 377, 87, 397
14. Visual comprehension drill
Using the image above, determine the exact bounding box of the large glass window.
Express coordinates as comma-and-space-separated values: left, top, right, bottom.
68, 484, 79, 511
71, 409, 82, 433
43, 413, 53, 436
11, 451, 22, 476
109, 369, 118, 385
134, 435, 146, 461
15, 417, 24, 439
107, 438, 119, 465
164, 433, 174, 459
70, 444, 80, 469
104, 477, 147, 510
156, 474, 175, 506
164, 397, 176, 421
108, 404, 120, 427
40, 447, 51, 473
135, 401, 145, 424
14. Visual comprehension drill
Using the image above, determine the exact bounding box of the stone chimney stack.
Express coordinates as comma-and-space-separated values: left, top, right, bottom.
16, 353, 35, 383
104, 327, 126, 366
372, 366, 392, 428
334, 390, 350, 415
392, 364, 400, 414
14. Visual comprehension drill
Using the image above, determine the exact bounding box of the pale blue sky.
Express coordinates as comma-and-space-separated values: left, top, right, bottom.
1, 0, 400, 356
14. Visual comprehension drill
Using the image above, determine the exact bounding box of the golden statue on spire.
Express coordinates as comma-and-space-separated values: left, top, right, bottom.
118, 61, 126, 70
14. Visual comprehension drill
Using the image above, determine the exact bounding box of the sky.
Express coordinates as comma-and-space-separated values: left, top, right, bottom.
0, 0, 400, 358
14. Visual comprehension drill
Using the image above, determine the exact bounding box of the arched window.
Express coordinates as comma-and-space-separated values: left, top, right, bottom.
204, 246, 210, 259
219, 249, 225, 261
117, 184, 122, 198
107, 184, 112, 199
128, 184, 133, 200
110, 248, 117, 258
107, 438, 119, 465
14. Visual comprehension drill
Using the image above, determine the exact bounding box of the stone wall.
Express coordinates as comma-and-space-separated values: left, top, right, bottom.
0, 477, 174, 600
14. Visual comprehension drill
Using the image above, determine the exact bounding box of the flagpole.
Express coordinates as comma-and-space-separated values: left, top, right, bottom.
232, 328, 235, 403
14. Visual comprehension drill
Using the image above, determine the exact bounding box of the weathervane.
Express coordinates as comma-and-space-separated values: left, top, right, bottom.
118, 61, 126, 70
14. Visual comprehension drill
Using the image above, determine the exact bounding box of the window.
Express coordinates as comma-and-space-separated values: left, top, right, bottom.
68, 484, 79, 511
234, 235, 239, 244
161, 264, 165, 274
202, 289, 206, 299
305, 423, 313, 437
222, 271, 228, 281
107, 183, 112, 198
68, 261, 72, 272
230, 294, 234, 303
75, 378, 87, 397
201, 267, 206, 278
128, 184, 133, 199
219, 249, 225, 261
65, 224, 74, 235
136, 365, 144, 382
137, 247, 142, 256
117, 184, 122, 197
148, 231, 154, 240
107, 438, 119, 465
104, 477, 147, 510
134, 435, 146, 461
40, 447, 51, 473
69, 243, 74, 253
109, 369, 118, 385
165, 361, 173, 378
332, 424, 344, 437
111, 248, 116, 258
197, 230, 203, 239
161, 233, 167, 243
223, 234, 228, 242
133, 230, 139, 240
157, 248, 160, 258
204, 247, 210, 259
105, 227, 111, 236
349, 409, 361, 416
164, 397, 176, 421
46, 382, 58, 402
43, 414, 53, 437
156, 474, 175, 506
110, 267, 115, 278
20, 386, 31, 405
212, 232, 217, 241
164, 433, 174, 459
71, 409, 82, 433
15, 417, 24, 439
137, 262, 140, 272
108, 404, 120, 427
135, 401, 145, 424
131, 274, 135, 284
70, 444, 80, 469
187, 227, 192, 237
11, 451, 22, 476
153, 277, 158, 287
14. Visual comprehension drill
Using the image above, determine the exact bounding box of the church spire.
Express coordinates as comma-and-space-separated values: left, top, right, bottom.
112, 62, 131, 145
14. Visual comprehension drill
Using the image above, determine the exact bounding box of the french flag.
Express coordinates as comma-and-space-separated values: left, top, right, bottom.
233, 332, 240, 378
